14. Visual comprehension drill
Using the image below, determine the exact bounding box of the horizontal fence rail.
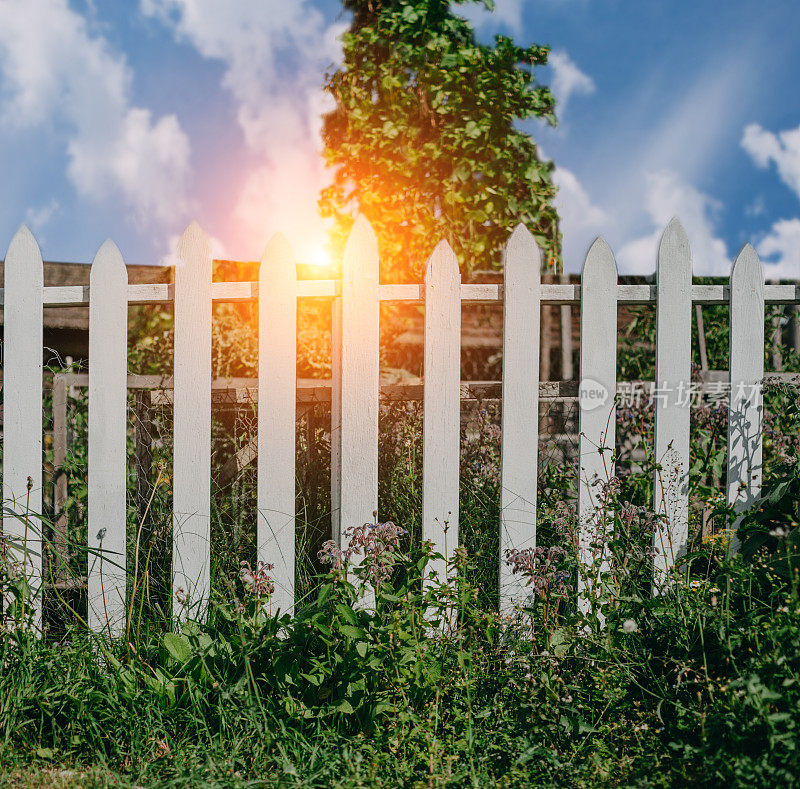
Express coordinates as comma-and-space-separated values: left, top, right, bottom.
1, 217, 797, 635
3, 281, 799, 307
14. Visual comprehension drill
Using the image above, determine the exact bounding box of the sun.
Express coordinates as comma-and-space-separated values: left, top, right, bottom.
306, 244, 331, 268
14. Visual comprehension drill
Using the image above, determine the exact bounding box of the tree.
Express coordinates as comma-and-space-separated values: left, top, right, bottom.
320, 0, 561, 282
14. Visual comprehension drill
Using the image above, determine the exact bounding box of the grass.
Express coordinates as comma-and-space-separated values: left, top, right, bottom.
3, 315, 800, 786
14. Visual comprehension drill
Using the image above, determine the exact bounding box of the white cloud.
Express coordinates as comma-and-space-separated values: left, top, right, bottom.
742, 123, 800, 200
756, 218, 800, 280
25, 199, 60, 233
0, 0, 192, 227
455, 0, 524, 34
616, 171, 730, 276
553, 167, 607, 270
142, 0, 345, 264
549, 50, 594, 115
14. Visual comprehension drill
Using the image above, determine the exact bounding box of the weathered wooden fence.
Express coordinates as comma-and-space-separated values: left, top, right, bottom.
1, 217, 791, 633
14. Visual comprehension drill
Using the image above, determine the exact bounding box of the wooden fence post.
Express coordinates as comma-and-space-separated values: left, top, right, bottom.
726, 244, 764, 554
499, 225, 541, 614
577, 238, 618, 612
88, 240, 129, 635
257, 234, 297, 615
172, 223, 213, 620
422, 241, 461, 588
2, 226, 44, 628
653, 219, 692, 587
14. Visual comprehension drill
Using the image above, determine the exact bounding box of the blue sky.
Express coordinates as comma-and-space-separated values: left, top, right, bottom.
0, 0, 799, 277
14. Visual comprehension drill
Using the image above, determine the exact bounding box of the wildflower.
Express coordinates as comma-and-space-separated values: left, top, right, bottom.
769, 526, 787, 538
239, 560, 275, 599
318, 519, 407, 587
689, 580, 701, 589
623, 619, 637, 633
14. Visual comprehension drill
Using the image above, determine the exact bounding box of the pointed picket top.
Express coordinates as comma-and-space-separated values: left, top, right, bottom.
425, 239, 460, 283
505, 223, 542, 269
90, 239, 127, 285
177, 221, 211, 266
658, 218, 691, 275
6, 224, 40, 260
343, 215, 379, 282
258, 233, 297, 284
730, 243, 763, 291
582, 237, 617, 282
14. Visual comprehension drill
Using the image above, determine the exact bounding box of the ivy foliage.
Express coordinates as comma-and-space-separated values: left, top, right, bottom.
321, 0, 561, 281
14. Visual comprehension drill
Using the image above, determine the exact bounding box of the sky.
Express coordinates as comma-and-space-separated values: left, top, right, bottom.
0, 0, 799, 277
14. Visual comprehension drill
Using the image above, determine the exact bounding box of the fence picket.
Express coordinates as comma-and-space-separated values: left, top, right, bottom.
257, 234, 297, 615
726, 244, 764, 553
2, 226, 43, 627
500, 225, 541, 613
653, 219, 693, 586
88, 241, 129, 635
172, 223, 213, 619
334, 217, 380, 582
577, 238, 618, 607
423, 241, 461, 587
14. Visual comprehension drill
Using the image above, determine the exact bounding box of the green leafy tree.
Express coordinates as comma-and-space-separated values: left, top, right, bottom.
321, 0, 561, 281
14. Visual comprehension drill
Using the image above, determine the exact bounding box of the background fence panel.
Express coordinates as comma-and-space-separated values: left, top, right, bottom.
88, 241, 129, 635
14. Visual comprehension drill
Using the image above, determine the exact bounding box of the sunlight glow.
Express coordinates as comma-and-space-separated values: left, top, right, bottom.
305, 244, 331, 268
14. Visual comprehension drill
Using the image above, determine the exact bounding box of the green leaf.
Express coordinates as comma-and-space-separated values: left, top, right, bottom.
163, 632, 192, 664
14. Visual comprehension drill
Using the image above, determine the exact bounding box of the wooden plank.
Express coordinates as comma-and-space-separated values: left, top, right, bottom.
695, 305, 709, 373
726, 244, 764, 553
577, 238, 618, 611
560, 273, 574, 380
334, 217, 380, 589
257, 234, 297, 615
9, 280, 800, 308
499, 225, 541, 613
172, 223, 213, 619
422, 240, 461, 588
330, 295, 342, 541
2, 226, 44, 627
51, 376, 69, 587
88, 240, 129, 636
134, 391, 153, 544
653, 219, 693, 587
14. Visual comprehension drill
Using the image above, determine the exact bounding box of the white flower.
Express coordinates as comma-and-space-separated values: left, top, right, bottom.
769, 527, 787, 538
623, 619, 637, 633
689, 580, 701, 588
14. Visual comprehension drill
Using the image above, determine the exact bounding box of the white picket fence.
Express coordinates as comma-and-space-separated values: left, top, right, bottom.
1, 217, 791, 633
